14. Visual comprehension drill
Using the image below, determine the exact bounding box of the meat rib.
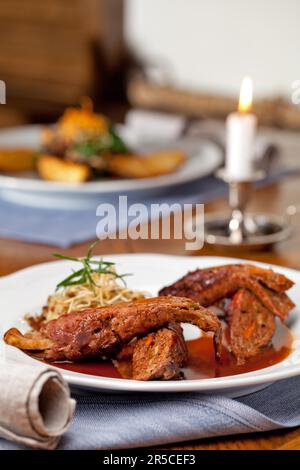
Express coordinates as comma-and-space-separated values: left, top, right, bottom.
4, 296, 221, 362
227, 289, 276, 364
114, 323, 188, 381
159, 264, 294, 320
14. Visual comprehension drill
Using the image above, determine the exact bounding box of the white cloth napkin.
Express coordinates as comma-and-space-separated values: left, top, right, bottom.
0, 361, 75, 449
125, 110, 279, 169
125, 109, 186, 142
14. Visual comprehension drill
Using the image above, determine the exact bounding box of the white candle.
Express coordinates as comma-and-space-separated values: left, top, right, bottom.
225, 77, 257, 181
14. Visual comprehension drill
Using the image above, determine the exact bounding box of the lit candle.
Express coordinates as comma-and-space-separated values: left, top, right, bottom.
225, 76, 257, 181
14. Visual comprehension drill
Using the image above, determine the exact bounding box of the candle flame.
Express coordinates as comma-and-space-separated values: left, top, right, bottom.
238, 76, 253, 113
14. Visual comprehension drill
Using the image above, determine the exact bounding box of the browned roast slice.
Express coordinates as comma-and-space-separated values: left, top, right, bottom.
159, 264, 294, 320
227, 289, 276, 365
133, 324, 188, 380
112, 343, 134, 379
114, 323, 188, 381
4, 296, 221, 362
229, 264, 293, 292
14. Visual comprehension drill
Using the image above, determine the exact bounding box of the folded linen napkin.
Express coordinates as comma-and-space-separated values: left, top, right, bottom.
1, 375, 300, 450
0, 361, 75, 449
125, 109, 187, 142
125, 110, 278, 165
39, 376, 300, 449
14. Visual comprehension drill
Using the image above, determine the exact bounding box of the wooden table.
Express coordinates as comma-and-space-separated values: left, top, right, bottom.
1, 128, 300, 450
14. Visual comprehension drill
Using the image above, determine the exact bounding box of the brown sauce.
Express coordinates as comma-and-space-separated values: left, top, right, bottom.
184, 322, 292, 379
45, 321, 293, 380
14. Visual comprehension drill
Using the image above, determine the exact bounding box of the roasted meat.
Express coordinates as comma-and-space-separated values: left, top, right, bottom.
159, 264, 295, 364
159, 264, 294, 320
4, 296, 221, 362
114, 323, 188, 381
227, 289, 276, 364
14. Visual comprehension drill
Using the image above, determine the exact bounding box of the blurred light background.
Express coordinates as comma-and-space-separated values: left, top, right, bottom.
0, 0, 299, 127
126, 0, 299, 99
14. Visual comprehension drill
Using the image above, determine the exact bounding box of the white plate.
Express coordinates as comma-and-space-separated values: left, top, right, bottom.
0, 125, 222, 209
1, 254, 300, 397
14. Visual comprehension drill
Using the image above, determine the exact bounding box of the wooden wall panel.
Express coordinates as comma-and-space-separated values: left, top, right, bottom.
0, 0, 125, 119
0, 0, 80, 25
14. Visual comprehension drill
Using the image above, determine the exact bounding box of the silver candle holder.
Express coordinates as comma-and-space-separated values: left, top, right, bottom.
201, 168, 292, 251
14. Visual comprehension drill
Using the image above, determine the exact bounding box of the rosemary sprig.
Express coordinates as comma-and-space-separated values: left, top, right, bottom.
72, 125, 128, 157
53, 241, 129, 291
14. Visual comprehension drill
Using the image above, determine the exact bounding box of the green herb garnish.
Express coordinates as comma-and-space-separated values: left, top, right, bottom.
108, 126, 129, 153
53, 241, 129, 291
72, 125, 128, 158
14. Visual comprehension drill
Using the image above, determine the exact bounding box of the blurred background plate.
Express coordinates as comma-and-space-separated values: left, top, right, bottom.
0, 125, 222, 209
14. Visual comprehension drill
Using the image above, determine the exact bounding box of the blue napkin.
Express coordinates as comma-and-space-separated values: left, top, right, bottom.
0, 176, 226, 247
0, 169, 295, 248
1, 376, 299, 450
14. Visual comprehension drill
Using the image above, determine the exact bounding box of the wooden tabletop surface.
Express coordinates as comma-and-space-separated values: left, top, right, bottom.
1, 128, 300, 450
